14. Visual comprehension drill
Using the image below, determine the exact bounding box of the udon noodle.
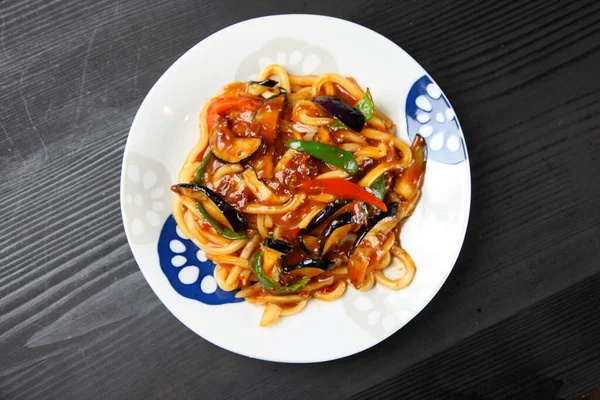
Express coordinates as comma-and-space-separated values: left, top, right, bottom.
171, 65, 426, 326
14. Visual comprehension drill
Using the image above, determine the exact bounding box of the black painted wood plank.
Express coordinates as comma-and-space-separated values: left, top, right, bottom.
350, 273, 600, 400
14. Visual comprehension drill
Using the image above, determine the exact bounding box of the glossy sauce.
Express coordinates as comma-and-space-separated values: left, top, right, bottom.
201, 81, 405, 286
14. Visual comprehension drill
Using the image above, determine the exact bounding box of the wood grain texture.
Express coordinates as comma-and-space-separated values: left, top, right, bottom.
1, 0, 599, 399
351, 274, 600, 399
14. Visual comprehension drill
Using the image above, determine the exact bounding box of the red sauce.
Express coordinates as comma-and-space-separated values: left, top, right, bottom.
273, 153, 319, 194
213, 174, 252, 209
187, 82, 418, 290
271, 197, 318, 229
225, 109, 253, 135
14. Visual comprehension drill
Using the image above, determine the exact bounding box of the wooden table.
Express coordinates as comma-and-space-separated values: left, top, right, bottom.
2, 1, 599, 398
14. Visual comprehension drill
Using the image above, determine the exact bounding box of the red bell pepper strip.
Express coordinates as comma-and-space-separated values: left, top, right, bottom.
296, 178, 387, 212
206, 96, 261, 128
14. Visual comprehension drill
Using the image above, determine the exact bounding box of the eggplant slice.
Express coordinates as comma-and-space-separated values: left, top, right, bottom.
313, 96, 365, 132
209, 117, 262, 164
247, 79, 279, 96
395, 134, 427, 201
282, 258, 333, 274
251, 92, 286, 145
263, 238, 294, 255
347, 202, 401, 288
353, 202, 399, 250
302, 200, 348, 233
248, 79, 278, 88
318, 211, 355, 256
171, 183, 247, 232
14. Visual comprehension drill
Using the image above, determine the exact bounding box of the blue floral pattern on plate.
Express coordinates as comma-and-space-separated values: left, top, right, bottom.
406, 76, 466, 164
157, 215, 243, 305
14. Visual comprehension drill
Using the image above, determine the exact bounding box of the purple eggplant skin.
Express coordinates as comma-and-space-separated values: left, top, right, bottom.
282, 258, 334, 274
313, 96, 366, 132
263, 238, 294, 255
248, 79, 278, 87
318, 211, 355, 256
172, 184, 247, 232
302, 200, 348, 233
352, 202, 400, 250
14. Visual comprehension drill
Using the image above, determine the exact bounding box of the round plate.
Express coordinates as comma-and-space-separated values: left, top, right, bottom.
121, 14, 470, 363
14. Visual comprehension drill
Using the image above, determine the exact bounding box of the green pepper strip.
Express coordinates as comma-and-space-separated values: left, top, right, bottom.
251, 249, 310, 294
329, 120, 347, 131
194, 150, 212, 185
195, 202, 247, 240
329, 88, 375, 131
354, 88, 375, 121
285, 140, 359, 175
370, 174, 387, 201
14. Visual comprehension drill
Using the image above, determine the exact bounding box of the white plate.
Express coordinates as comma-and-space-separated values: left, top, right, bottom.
121, 14, 470, 363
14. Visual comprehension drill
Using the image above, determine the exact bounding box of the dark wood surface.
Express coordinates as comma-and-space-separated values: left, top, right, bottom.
1, 0, 599, 398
